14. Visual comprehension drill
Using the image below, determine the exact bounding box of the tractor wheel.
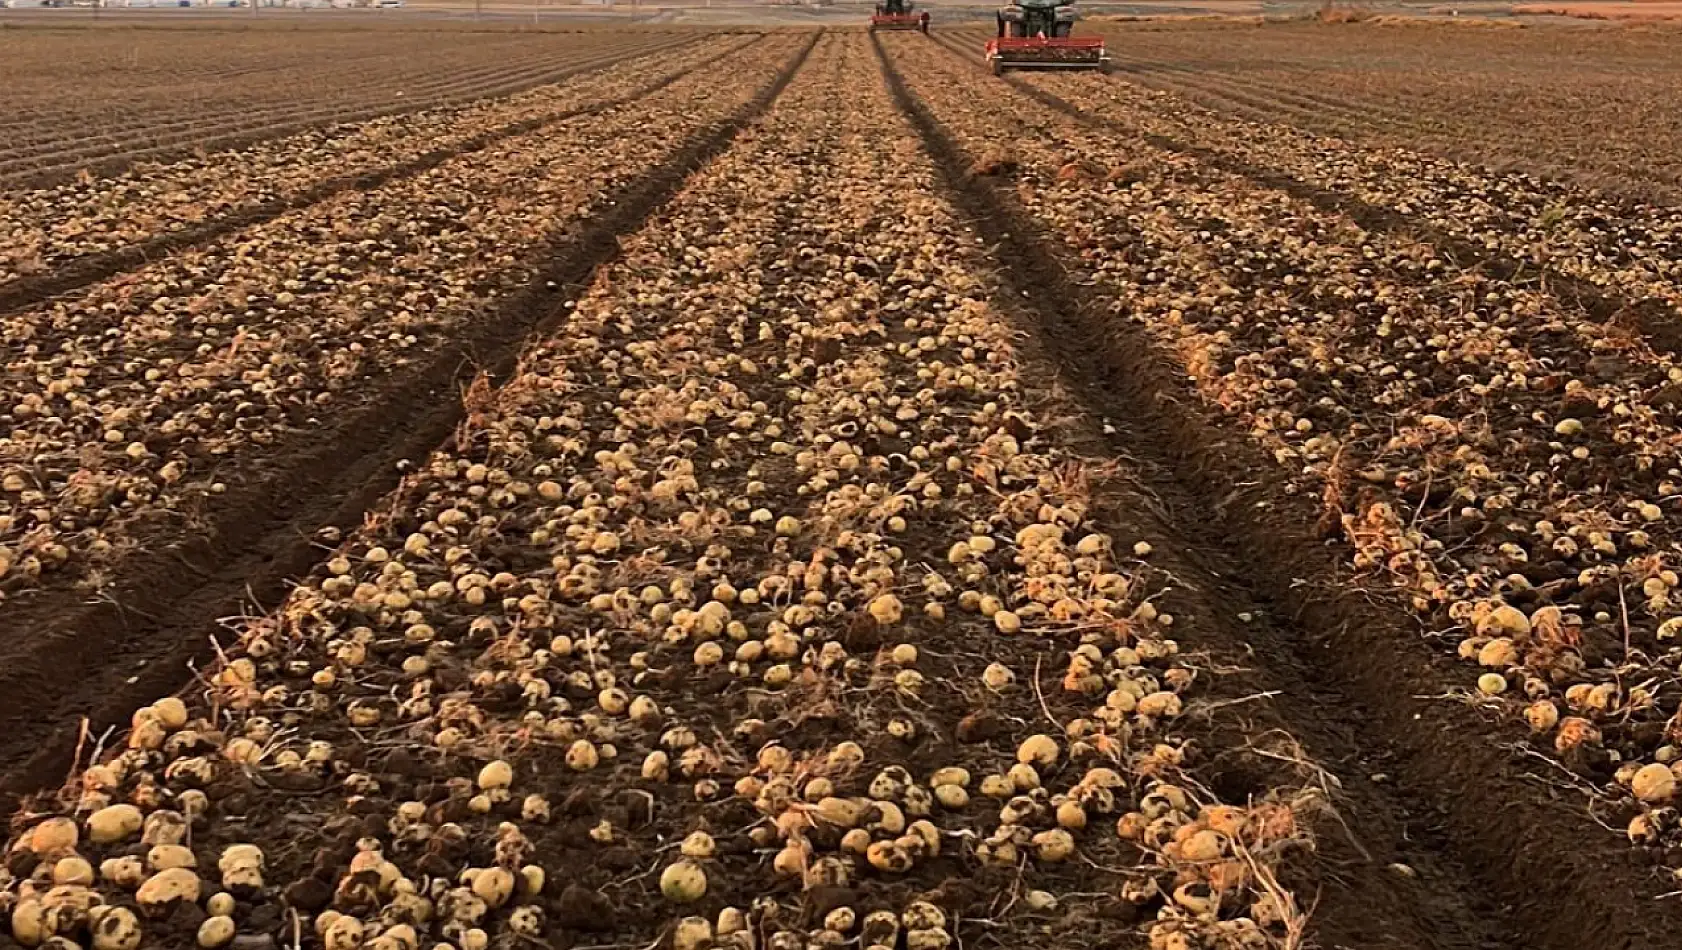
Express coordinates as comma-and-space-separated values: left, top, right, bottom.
990, 57, 1002, 76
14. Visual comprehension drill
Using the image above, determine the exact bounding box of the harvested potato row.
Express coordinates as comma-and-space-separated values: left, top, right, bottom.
1, 33, 1311, 950
1017, 70, 1682, 345
0, 31, 688, 189
0, 35, 736, 287
886, 36, 1682, 854
1073, 21, 1682, 205
0, 36, 807, 601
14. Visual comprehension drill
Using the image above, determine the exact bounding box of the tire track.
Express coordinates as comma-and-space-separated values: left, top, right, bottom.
877, 30, 1682, 950
0, 33, 732, 317
924, 30, 1682, 361
0, 30, 821, 820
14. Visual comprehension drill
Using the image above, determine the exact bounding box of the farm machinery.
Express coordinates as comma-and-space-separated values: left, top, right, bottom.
986, 0, 1108, 73
870, 0, 929, 33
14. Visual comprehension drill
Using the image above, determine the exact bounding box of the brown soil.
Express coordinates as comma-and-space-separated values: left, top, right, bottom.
1516, 2, 1682, 18
876, 29, 1682, 950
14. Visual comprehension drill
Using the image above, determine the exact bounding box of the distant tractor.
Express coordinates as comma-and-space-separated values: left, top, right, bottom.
870, 0, 929, 33
986, 0, 1108, 73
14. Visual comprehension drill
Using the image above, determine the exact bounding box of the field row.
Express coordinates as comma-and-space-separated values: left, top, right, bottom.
894, 29, 1682, 945
1088, 20, 1682, 201
0, 28, 704, 188
948, 23, 1682, 341
0, 33, 735, 294
0, 33, 785, 609
0, 34, 1323, 950
5, 24, 1682, 950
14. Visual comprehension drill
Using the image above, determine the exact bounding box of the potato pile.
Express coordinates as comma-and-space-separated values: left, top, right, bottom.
1, 35, 1312, 950
888, 35, 1682, 853
0, 36, 740, 286
0, 37, 805, 601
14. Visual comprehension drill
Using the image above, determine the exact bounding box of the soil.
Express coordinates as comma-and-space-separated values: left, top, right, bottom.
1514, 3, 1682, 19
874, 29, 1682, 950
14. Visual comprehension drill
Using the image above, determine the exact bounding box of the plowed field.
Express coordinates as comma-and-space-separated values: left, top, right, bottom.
6, 21, 1682, 950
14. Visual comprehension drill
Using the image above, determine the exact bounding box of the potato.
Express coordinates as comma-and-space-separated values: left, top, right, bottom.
901, 901, 946, 931
815, 797, 866, 828
508, 906, 544, 938
1016, 734, 1059, 768
218, 844, 263, 873
469, 867, 514, 908
1055, 801, 1087, 829
865, 840, 912, 873
11, 899, 48, 947
86, 805, 144, 845
136, 867, 201, 914
28, 818, 80, 856
514, 860, 541, 901
100, 857, 145, 889
323, 915, 364, 950
868, 594, 904, 625
1136, 691, 1183, 718
147, 845, 196, 872
88, 906, 143, 950
1032, 828, 1075, 861
197, 916, 236, 949
660, 861, 708, 903
673, 917, 714, 950
565, 740, 600, 771
680, 832, 716, 859
934, 784, 968, 809
907, 929, 952, 950
929, 767, 970, 788
141, 811, 188, 847
476, 760, 513, 791
51, 857, 95, 887
151, 698, 190, 731
1632, 763, 1677, 803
